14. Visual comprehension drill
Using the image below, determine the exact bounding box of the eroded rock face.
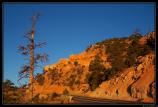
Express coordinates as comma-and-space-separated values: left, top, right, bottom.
129, 53, 155, 100
130, 86, 146, 99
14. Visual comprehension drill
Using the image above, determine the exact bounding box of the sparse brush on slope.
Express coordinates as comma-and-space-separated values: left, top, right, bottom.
3, 80, 24, 104
86, 32, 155, 91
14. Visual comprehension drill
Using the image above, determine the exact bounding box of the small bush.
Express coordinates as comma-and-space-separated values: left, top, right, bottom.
35, 73, 44, 85
3, 80, 23, 104
50, 92, 59, 100
32, 94, 40, 103
88, 71, 100, 91
76, 65, 83, 75
124, 54, 137, 67
140, 45, 151, 56
88, 55, 107, 91
104, 68, 116, 80
129, 33, 142, 41
67, 75, 75, 86
86, 44, 92, 52
146, 35, 155, 50
88, 70, 107, 91
74, 61, 78, 66
74, 80, 80, 85
49, 68, 60, 85
63, 89, 69, 95
89, 55, 104, 72
68, 61, 71, 64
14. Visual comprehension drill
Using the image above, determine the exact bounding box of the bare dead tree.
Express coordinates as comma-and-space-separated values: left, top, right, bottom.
17, 12, 48, 103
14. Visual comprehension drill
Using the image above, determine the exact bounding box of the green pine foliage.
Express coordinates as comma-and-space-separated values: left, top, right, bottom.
88, 55, 106, 91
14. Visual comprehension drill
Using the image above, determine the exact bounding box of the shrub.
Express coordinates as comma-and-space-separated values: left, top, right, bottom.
3, 80, 22, 104
63, 89, 69, 95
74, 79, 80, 85
32, 94, 40, 103
140, 45, 151, 56
125, 54, 137, 67
50, 92, 59, 100
89, 55, 104, 72
84, 73, 90, 83
74, 60, 78, 66
86, 44, 92, 52
68, 61, 71, 64
76, 65, 83, 75
104, 68, 116, 80
35, 73, 44, 85
129, 33, 142, 41
49, 68, 60, 85
124, 38, 146, 67
146, 35, 155, 51
124, 35, 153, 67
67, 74, 75, 86
88, 56, 106, 91
3, 80, 15, 88
88, 71, 100, 91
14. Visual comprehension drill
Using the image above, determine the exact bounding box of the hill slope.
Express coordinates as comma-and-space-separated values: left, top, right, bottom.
29, 32, 155, 103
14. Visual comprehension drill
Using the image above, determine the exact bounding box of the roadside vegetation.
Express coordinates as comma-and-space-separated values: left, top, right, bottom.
3, 80, 26, 104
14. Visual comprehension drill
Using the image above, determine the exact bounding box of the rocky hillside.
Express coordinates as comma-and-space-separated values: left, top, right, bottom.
31, 32, 155, 103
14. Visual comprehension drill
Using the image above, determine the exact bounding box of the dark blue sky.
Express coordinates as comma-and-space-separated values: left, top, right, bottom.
3, 3, 155, 86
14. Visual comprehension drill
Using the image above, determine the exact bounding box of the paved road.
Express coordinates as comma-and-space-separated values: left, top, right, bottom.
67, 95, 142, 104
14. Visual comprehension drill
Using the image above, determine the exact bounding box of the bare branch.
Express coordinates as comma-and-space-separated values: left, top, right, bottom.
42, 53, 49, 63
18, 65, 30, 76
35, 42, 46, 48
17, 73, 29, 82
18, 45, 28, 51
31, 12, 42, 32
34, 64, 43, 69
22, 51, 29, 56
32, 12, 42, 22
34, 53, 49, 63
24, 31, 33, 41
18, 65, 30, 83
18, 45, 29, 56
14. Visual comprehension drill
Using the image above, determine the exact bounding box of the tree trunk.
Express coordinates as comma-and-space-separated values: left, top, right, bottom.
29, 31, 35, 102
29, 31, 34, 84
